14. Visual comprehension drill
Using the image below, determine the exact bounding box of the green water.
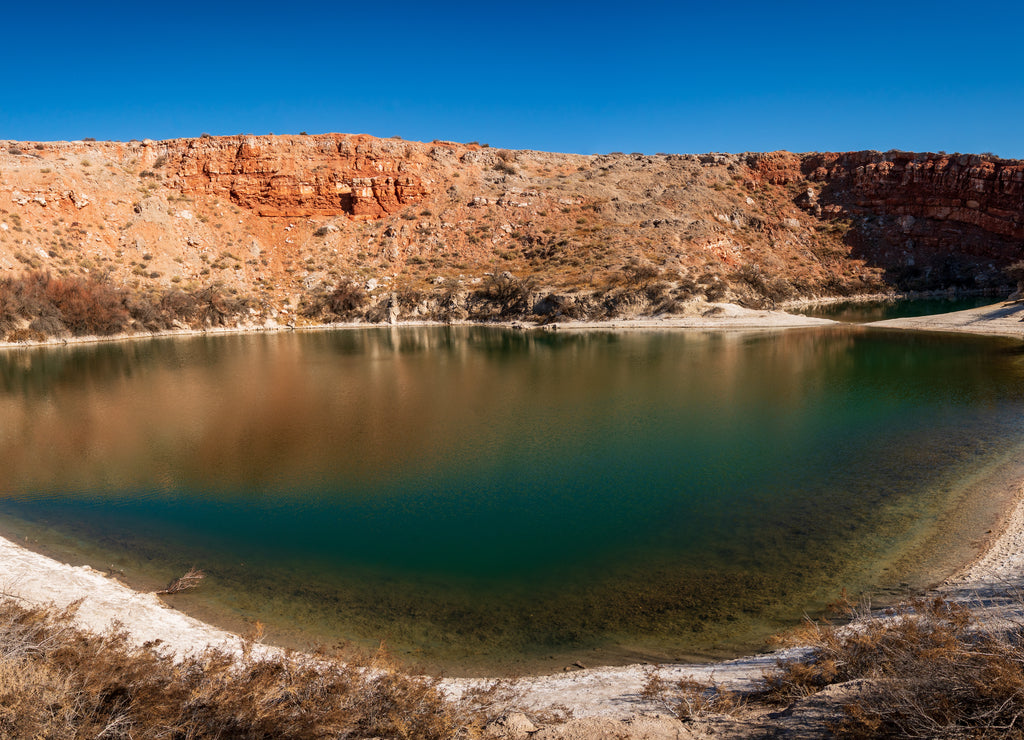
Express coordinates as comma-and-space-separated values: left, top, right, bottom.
0, 326, 1022, 675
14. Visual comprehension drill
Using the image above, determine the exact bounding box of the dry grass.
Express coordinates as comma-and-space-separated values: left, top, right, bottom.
757, 595, 1024, 737
0, 598, 496, 739
640, 670, 743, 721
646, 594, 1024, 738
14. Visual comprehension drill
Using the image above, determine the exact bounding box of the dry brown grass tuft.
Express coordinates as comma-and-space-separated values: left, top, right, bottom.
761, 597, 1024, 736
642, 594, 1024, 737
760, 595, 1024, 737
0, 597, 493, 739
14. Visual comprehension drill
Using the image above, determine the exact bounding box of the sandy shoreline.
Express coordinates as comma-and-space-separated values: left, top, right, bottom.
866, 298, 1024, 337
0, 299, 1020, 720
0, 301, 839, 354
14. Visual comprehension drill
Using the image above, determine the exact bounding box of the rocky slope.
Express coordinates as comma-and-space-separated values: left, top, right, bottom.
0, 134, 1020, 335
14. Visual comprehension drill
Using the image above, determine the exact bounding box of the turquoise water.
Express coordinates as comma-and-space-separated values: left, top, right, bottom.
0, 326, 1022, 674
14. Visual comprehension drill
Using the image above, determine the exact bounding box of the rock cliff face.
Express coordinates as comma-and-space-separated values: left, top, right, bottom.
170, 135, 431, 218
0, 134, 1020, 321
806, 151, 1024, 239
748, 150, 1024, 289
805, 152, 1024, 287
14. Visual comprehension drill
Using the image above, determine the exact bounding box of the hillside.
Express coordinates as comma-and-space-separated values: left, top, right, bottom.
0, 135, 1021, 337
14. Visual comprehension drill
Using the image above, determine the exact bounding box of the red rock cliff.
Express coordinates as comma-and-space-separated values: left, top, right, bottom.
168, 134, 432, 218
748, 150, 1024, 287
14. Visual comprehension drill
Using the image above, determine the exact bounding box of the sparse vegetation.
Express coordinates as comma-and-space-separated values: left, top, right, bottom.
300, 280, 370, 321
644, 595, 1024, 738
641, 672, 742, 721
472, 272, 535, 318
0, 597, 497, 739
0, 272, 256, 340
0, 139, 1015, 335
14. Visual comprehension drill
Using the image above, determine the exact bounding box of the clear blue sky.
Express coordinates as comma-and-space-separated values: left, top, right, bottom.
3, 1, 1021, 157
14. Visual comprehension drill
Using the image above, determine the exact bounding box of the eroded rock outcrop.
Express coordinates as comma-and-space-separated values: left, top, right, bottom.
804, 151, 1024, 239
802, 152, 1024, 287
170, 135, 432, 218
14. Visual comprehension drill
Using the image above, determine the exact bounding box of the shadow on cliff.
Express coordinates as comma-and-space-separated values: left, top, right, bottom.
800, 151, 1022, 294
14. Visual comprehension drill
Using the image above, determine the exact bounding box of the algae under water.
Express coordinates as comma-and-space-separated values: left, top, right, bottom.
0, 326, 1022, 674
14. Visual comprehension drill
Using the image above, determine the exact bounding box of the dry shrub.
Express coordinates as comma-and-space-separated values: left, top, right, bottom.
533, 293, 590, 321
703, 280, 728, 302
41, 274, 129, 335
301, 280, 369, 322
641, 669, 742, 721
429, 279, 468, 322
757, 596, 1024, 738
598, 287, 647, 318
0, 273, 259, 339
620, 258, 660, 289
0, 271, 66, 336
155, 567, 205, 595
1006, 260, 1024, 297
3, 326, 46, 342
0, 272, 128, 337
472, 272, 535, 318
730, 263, 794, 306
0, 597, 486, 739
191, 285, 249, 327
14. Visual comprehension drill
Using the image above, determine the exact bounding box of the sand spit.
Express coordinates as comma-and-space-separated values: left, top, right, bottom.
867, 298, 1024, 337
0, 300, 1021, 735
526, 302, 838, 332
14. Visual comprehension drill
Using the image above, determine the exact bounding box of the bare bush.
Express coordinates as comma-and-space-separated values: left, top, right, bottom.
472, 272, 535, 318
533, 293, 590, 321
755, 596, 1024, 738
0, 597, 491, 739
641, 670, 742, 721
300, 280, 370, 322
621, 258, 660, 289
0, 272, 128, 337
1006, 260, 1024, 299
731, 263, 794, 306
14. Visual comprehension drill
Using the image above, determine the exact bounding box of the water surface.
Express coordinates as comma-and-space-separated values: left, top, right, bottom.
0, 326, 1022, 674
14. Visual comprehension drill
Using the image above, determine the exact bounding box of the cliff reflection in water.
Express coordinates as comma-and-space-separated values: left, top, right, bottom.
0, 326, 1021, 672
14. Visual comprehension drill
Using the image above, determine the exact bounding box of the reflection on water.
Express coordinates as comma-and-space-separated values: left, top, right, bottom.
0, 326, 1022, 674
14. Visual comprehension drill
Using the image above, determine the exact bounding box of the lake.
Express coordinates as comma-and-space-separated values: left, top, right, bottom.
0, 325, 1022, 675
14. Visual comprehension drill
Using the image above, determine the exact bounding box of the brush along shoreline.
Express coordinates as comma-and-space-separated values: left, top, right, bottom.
0, 300, 1021, 725
0, 298, 837, 352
